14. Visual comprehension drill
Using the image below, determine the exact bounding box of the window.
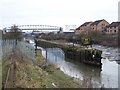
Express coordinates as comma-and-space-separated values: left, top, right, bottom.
114, 30, 116, 32
101, 27, 104, 29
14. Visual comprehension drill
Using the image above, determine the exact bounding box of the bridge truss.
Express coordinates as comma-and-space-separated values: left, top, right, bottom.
4, 25, 63, 33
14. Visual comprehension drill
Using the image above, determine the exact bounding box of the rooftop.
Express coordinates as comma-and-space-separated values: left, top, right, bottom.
81, 22, 92, 27
91, 19, 106, 25
107, 22, 120, 28
76, 22, 92, 30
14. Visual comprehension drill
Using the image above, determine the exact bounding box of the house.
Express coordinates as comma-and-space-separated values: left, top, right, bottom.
75, 22, 92, 35
105, 22, 120, 34
90, 19, 109, 32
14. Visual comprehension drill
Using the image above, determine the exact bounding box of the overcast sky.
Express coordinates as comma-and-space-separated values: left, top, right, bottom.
0, 0, 119, 30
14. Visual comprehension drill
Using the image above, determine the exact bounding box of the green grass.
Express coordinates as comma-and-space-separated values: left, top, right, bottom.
14, 49, 81, 88
1, 49, 80, 88
2, 59, 10, 83
35, 50, 45, 66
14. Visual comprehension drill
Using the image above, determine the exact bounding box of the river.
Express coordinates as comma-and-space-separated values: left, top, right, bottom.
40, 44, 119, 88
1, 39, 118, 88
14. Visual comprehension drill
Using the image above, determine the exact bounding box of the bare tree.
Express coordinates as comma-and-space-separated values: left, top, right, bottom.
9, 25, 23, 40
3, 25, 23, 40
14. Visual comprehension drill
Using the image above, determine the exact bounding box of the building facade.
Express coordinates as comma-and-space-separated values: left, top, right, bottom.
90, 19, 109, 32
105, 22, 120, 34
75, 22, 92, 35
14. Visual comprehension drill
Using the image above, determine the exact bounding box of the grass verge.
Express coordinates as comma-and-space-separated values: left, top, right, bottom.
2, 57, 11, 84
2, 50, 105, 88
13, 49, 80, 88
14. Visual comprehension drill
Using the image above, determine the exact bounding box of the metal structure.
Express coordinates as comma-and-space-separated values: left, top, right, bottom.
65, 25, 76, 31
4, 25, 62, 33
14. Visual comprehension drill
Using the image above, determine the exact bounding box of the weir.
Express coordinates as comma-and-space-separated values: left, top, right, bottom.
35, 39, 102, 67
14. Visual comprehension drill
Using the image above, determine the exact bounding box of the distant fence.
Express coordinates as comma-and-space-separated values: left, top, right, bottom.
17, 40, 36, 61
1, 39, 16, 60
1, 39, 36, 61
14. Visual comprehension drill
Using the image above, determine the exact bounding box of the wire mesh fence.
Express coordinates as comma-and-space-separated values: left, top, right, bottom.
1, 39, 36, 61
17, 40, 36, 61
1, 39, 16, 60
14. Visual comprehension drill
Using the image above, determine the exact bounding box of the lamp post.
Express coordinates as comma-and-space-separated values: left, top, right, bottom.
72, 36, 75, 47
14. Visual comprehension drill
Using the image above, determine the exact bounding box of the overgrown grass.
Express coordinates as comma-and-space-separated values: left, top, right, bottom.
13, 49, 81, 88
35, 49, 45, 66
2, 58, 11, 84
14, 58, 47, 88
43, 64, 80, 88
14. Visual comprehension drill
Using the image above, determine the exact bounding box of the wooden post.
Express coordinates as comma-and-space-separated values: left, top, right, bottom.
34, 39, 37, 56
46, 49, 47, 64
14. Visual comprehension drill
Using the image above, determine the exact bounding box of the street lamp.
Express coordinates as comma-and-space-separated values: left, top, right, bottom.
72, 36, 75, 47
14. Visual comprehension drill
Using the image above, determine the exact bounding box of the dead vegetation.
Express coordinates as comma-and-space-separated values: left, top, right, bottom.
3, 49, 105, 88
2, 49, 80, 88
14, 57, 47, 88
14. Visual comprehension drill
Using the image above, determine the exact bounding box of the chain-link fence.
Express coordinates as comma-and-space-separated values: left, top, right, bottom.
1, 39, 36, 61
2, 39, 16, 60
17, 40, 36, 61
